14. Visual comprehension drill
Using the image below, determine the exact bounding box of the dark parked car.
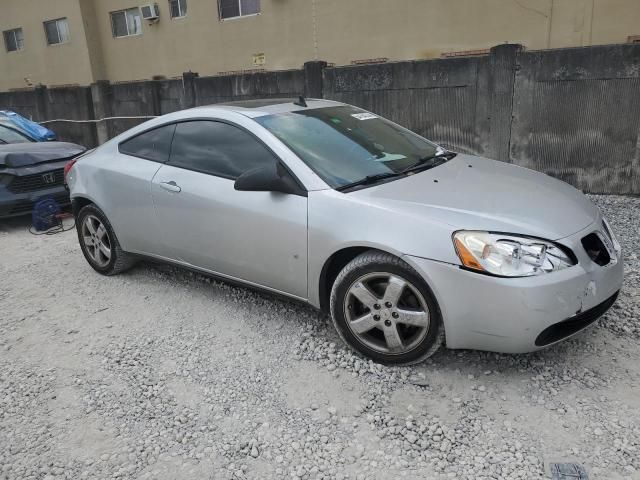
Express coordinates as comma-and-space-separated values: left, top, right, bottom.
0, 142, 85, 218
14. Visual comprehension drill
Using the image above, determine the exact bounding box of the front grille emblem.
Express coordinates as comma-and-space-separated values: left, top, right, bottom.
42, 172, 56, 184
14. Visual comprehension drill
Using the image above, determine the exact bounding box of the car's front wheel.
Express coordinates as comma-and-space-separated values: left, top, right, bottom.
330, 251, 444, 365
76, 204, 135, 276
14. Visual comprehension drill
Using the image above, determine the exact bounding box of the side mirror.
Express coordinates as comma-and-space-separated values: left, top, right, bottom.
234, 163, 304, 196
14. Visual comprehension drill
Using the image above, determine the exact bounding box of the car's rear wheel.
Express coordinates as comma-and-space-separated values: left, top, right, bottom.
76, 204, 135, 275
330, 251, 444, 365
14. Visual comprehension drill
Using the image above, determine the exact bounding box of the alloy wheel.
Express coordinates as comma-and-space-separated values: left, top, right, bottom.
81, 214, 111, 267
343, 272, 430, 355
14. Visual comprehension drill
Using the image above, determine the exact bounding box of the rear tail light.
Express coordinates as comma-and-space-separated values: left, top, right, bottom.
63, 158, 78, 182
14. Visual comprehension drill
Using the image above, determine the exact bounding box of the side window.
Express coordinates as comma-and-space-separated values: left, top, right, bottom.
119, 124, 176, 162
169, 121, 277, 179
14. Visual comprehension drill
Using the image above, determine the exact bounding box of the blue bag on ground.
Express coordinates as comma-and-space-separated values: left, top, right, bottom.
0, 110, 57, 142
32, 196, 61, 231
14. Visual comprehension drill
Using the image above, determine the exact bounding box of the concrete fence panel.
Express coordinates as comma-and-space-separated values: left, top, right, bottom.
44, 86, 96, 147
108, 81, 161, 138
158, 79, 185, 115
323, 55, 490, 157
510, 44, 640, 194
1, 43, 639, 194
0, 90, 39, 123
194, 69, 305, 106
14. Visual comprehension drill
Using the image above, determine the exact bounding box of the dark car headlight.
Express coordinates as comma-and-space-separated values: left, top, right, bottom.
453, 231, 576, 277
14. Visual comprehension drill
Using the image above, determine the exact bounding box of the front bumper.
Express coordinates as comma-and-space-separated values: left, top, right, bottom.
0, 186, 70, 218
0, 159, 71, 218
404, 222, 624, 354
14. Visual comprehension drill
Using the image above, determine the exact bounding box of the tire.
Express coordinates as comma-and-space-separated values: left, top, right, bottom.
330, 250, 444, 365
76, 203, 135, 276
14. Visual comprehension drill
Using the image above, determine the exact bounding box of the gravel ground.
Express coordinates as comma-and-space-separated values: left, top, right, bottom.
1, 194, 639, 480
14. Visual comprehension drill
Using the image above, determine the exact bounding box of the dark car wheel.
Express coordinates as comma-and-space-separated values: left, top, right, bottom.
76, 204, 135, 275
330, 250, 444, 365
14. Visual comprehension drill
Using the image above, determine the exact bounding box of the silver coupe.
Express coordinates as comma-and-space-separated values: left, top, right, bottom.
65, 99, 623, 365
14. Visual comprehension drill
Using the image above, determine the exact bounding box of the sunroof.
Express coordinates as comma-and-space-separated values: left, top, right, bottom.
216, 98, 298, 109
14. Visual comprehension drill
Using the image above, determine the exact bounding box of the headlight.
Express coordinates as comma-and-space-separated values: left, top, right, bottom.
453, 231, 575, 277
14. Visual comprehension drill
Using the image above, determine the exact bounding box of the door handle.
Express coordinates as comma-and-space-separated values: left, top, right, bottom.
159, 181, 181, 193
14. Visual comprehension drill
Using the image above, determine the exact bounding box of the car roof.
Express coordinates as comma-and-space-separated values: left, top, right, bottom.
187, 98, 347, 118
109, 98, 351, 143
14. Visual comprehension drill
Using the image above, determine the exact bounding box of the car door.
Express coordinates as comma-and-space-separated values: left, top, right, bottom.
98, 123, 176, 256
150, 120, 308, 299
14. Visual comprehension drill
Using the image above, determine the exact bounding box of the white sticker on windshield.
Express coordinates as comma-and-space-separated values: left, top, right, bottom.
351, 112, 378, 121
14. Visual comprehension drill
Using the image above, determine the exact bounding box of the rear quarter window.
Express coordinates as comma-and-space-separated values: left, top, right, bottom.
119, 124, 176, 162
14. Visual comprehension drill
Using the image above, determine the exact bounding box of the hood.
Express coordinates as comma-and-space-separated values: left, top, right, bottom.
0, 142, 85, 168
354, 154, 599, 240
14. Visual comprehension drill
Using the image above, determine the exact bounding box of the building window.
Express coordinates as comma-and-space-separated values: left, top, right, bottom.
110, 8, 142, 38
218, 0, 260, 20
3, 28, 24, 52
169, 0, 187, 18
44, 18, 70, 45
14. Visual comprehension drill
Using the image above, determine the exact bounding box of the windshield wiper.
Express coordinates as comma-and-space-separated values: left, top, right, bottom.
336, 172, 404, 191
336, 150, 457, 192
401, 151, 457, 175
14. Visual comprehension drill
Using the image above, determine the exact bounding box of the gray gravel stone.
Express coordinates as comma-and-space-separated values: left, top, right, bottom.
0, 195, 639, 479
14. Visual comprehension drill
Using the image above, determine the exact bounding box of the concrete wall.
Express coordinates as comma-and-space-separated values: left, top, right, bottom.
40, 86, 97, 147
194, 70, 306, 105
510, 44, 640, 194
0, 90, 39, 121
2, 0, 640, 90
0, 84, 96, 147
2, 43, 640, 195
324, 43, 640, 194
73, 69, 307, 142
323, 56, 490, 157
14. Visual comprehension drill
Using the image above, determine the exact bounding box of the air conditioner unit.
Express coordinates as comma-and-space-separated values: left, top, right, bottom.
141, 4, 160, 21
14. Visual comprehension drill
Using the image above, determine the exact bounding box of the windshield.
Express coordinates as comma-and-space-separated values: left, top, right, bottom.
255, 106, 442, 189
0, 124, 33, 144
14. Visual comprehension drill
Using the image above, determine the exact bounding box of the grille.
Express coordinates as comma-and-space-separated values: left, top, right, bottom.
7, 168, 65, 193
8, 192, 70, 215
535, 291, 619, 347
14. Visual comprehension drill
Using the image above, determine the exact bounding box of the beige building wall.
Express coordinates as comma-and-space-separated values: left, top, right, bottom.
86, 0, 315, 83
0, 0, 95, 90
1, 0, 640, 91
77, 0, 107, 81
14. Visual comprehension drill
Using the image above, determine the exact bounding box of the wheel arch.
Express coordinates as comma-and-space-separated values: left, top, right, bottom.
318, 245, 408, 314
71, 195, 96, 217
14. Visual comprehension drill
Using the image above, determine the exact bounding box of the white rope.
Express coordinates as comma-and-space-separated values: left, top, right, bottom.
39, 115, 157, 125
